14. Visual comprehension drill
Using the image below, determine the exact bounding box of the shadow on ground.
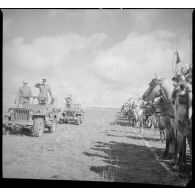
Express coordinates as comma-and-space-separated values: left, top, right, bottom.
106, 133, 161, 142
83, 140, 191, 186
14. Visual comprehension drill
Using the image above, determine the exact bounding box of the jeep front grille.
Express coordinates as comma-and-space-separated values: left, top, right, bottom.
14, 109, 30, 121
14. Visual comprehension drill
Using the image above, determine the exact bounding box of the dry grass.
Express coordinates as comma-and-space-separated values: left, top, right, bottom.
3, 108, 191, 186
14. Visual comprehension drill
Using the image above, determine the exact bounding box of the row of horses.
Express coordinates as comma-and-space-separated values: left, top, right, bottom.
142, 75, 192, 170
121, 74, 192, 171
121, 98, 166, 142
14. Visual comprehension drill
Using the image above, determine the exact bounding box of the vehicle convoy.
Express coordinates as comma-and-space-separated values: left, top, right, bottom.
58, 103, 84, 125
2, 96, 59, 137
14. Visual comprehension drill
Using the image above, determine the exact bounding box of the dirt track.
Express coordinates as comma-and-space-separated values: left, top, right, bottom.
3, 108, 191, 186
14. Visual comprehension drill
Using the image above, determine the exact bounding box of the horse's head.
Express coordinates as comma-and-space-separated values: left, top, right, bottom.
142, 76, 164, 102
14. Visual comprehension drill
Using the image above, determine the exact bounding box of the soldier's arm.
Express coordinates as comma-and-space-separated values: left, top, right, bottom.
34, 83, 41, 88
48, 86, 53, 99
15, 88, 21, 104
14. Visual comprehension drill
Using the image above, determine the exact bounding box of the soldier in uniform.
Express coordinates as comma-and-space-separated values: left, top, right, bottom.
180, 64, 192, 84
15, 80, 32, 105
172, 64, 192, 103
172, 72, 185, 101
65, 94, 73, 108
35, 78, 54, 105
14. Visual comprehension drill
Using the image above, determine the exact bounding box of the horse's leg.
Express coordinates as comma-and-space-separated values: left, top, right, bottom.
163, 129, 166, 142
172, 129, 178, 162
173, 130, 186, 169
178, 135, 186, 165
187, 134, 192, 156
140, 118, 144, 133
141, 122, 144, 132
186, 123, 192, 156
169, 118, 178, 162
162, 129, 170, 159
160, 130, 164, 143
160, 130, 162, 142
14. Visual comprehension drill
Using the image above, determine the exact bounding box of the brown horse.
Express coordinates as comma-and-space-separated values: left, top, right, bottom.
142, 77, 177, 161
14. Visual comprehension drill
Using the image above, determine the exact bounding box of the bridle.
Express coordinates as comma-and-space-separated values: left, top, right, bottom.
146, 78, 174, 105
145, 78, 175, 118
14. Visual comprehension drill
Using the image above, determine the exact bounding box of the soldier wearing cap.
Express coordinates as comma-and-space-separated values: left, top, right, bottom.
65, 94, 73, 108
180, 64, 192, 84
15, 80, 32, 105
35, 78, 54, 105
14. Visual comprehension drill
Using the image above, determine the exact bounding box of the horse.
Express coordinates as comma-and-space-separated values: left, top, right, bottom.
173, 82, 192, 168
144, 99, 166, 142
141, 102, 156, 129
142, 76, 178, 161
152, 97, 167, 142
121, 103, 135, 126
131, 104, 145, 132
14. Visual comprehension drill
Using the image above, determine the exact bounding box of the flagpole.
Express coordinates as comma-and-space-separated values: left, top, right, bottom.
170, 42, 175, 76
189, 26, 192, 64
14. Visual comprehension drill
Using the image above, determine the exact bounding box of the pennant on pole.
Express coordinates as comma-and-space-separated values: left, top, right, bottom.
175, 50, 181, 64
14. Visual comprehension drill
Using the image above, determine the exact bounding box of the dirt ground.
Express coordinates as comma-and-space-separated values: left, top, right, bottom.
3, 108, 192, 186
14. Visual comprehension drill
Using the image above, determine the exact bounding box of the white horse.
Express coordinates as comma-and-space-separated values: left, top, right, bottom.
142, 76, 177, 161
131, 105, 145, 132
173, 82, 192, 167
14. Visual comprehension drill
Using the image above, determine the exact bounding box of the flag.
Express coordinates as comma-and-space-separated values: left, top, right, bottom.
175, 50, 181, 64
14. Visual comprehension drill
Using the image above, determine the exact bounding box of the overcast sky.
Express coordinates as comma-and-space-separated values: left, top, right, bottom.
3, 9, 193, 108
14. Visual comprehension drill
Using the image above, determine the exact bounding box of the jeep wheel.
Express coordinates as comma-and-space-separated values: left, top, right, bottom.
76, 116, 81, 125
3, 127, 6, 135
32, 118, 44, 137
48, 123, 56, 133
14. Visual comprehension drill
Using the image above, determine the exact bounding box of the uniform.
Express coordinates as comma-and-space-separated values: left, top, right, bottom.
15, 86, 32, 104
180, 64, 192, 84
35, 83, 53, 104
65, 96, 72, 108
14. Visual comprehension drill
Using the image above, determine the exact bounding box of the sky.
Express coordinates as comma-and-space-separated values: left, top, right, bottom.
3, 9, 193, 109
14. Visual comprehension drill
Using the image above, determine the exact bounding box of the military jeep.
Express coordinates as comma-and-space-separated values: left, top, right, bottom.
58, 104, 84, 125
3, 96, 58, 137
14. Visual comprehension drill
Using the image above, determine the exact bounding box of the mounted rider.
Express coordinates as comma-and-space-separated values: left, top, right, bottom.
180, 64, 192, 84
172, 63, 192, 101
15, 80, 32, 106
35, 78, 54, 105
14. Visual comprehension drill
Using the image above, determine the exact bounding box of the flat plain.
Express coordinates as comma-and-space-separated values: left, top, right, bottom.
3, 108, 191, 186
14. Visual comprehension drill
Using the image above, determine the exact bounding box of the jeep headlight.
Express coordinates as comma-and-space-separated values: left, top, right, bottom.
9, 109, 14, 114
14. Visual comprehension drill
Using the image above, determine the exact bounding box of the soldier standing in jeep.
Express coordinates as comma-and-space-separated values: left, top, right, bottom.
15, 80, 32, 105
35, 78, 54, 105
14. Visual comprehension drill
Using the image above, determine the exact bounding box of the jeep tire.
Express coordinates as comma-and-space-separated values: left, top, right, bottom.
48, 123, 56, 133
2, 127, 6, 135
32, 118, 44, 137
76, 116, 81, 125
